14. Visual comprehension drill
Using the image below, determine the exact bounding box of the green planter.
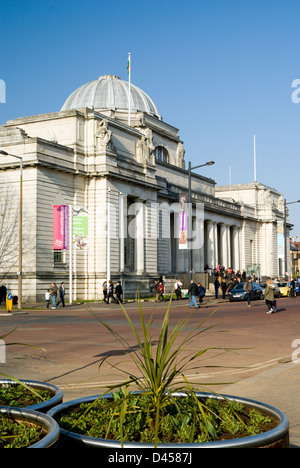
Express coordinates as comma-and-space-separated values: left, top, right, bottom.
0, 379, 63, 413
0, 406, 60, 448
48, 391, 289, 448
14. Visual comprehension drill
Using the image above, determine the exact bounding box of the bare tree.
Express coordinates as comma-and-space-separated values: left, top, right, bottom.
0, 188, 21, 280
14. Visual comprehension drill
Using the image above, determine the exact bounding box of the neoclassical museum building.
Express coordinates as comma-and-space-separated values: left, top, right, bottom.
0, 75, 291, 302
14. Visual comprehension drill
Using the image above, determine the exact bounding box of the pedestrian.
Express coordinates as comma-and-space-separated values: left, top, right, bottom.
290, 279, 296, 298
50, 282, 58, 309
57, 282, 66, 307
154, 280, 159, 302
174, 279, 182, 300
264, 279, 276, 314
107, 280, 117, 303
189, 280, 199, 308
197, 282, 206, 305
157, 281, 165, 302
115, 281, 123, 303
45, 289, 50, 308
0, 283, 7, 305
214, 277, 220, 299
244, 277, 253, 307
221, 279, 227, 300
102, 281, 108, 303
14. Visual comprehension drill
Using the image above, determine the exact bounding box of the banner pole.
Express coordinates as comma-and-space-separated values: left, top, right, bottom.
69, 205, 73, 305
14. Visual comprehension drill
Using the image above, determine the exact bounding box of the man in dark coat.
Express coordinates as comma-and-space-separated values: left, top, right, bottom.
189, 280, 199, 308
0, 284, 7, 305
115, 281, 123, 303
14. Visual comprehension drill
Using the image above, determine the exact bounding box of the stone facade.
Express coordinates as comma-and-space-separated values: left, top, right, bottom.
0, 76, 291, 302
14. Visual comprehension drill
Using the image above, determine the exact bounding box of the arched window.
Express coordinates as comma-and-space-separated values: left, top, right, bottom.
154, 146, 169, 163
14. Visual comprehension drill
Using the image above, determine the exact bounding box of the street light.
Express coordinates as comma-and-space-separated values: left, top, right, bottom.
284, 199, 300, 276
0, 150, 23, 309
188, 160, 215, 284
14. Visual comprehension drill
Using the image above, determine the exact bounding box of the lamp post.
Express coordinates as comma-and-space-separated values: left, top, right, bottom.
284, 199, 300, 277
0, 150, 23, 309
188, 160, 215, 284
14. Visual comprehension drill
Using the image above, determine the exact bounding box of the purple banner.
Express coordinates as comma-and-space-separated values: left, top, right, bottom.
53, 205, 69, 250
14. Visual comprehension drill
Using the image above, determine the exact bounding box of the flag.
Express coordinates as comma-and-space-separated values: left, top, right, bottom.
127, 53, 131, 74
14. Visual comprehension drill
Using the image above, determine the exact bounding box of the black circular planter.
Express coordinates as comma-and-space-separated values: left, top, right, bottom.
48, 391, 289, 448
0, 379, 63, 413
0, 406, 60, 448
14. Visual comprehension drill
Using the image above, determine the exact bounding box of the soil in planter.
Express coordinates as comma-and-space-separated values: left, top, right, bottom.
58, 393, 278, 444
0, 384, 52, 408
0, 415, 47, 448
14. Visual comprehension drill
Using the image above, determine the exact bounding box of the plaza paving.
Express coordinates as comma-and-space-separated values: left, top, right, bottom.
1, 294, 300, 447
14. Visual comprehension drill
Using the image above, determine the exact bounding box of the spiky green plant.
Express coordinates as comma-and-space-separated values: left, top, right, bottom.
86, 297, 237, 447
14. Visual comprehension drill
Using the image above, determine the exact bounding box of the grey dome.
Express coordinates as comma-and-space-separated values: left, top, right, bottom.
61, 75, 160, 118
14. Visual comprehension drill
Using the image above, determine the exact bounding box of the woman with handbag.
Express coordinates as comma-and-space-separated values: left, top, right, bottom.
264, 279, 276, 314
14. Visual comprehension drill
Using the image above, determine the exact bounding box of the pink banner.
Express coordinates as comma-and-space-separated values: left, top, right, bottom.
53, 205, 69, 250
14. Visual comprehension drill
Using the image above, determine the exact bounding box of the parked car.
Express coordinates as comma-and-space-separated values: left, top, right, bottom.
277, 282, 291, 297
229, 282, 264, 302
259, 281, 281, 298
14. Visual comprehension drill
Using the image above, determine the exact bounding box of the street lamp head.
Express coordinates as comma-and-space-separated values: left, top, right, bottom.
206, 161, 215, 166
0, 150, 9, 156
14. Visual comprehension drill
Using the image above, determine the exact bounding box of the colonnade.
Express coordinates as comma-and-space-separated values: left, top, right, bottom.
114, 193, 242, 276
206, 220, 240, 272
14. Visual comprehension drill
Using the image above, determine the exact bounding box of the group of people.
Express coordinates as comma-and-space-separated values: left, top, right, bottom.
205, 264, 249, 281
214, 273, 280, 314
46, 282, 65, 309
154, 278, 206, 307
102, 280, 123, 304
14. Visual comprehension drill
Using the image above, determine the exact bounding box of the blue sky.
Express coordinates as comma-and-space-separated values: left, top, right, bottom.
1, 0, 300, 234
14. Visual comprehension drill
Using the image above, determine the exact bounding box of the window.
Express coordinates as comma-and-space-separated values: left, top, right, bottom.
54, 250, 64, 264
154, 146, 168, 163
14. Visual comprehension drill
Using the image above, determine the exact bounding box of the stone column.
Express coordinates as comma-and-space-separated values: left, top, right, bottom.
199, 217, 205, 272
206, 221, 215, 270
119, 194, 126, 272
232, 225, 240, 272
220, 223, 228, 268
213, 222, 218, 267
136, 201, 145, 274
226, 225, 231, 268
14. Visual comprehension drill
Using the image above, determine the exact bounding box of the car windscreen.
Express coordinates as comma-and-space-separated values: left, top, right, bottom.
233, 284, 244, 290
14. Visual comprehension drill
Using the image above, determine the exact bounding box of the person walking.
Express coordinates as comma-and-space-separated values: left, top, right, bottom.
189, 280, 199, 308
102, 281, 108, 303
45, 289, 50, 309
174, 279, 182, 300
264, 279, 276, 314
290, 279, 296, 298
107, 280, 117, 303
50, 282, 58, 309
57, 282, 66, 307
0, 284, 7, 305
214, 277, 220, 299
157, 281, 165, 302
197, 282, 206, 306
154, 280, 159, 302
115, 281, 123, 303
244, 277, 253, 307
221, 279, 227, 300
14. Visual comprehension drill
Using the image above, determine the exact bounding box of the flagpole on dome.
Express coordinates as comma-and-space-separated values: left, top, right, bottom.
127, 52, 131, 126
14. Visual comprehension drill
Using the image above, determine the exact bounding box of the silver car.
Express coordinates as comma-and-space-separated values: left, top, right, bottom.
259, 281, 281, 298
